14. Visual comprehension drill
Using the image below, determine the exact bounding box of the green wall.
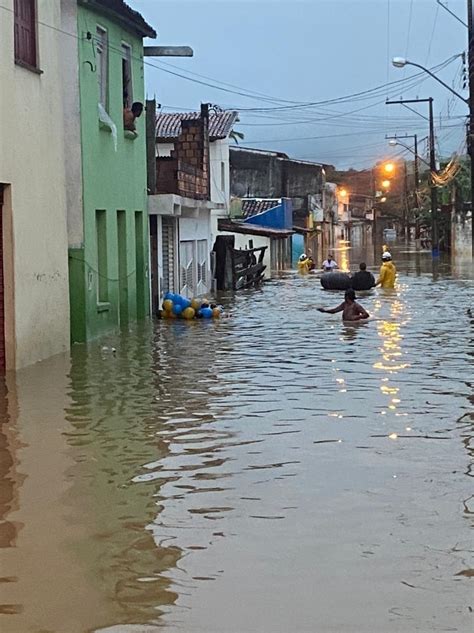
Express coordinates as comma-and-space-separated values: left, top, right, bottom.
70, 5, 150, 343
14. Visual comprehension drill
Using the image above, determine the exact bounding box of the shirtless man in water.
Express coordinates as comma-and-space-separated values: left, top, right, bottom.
318, 289, 369, 321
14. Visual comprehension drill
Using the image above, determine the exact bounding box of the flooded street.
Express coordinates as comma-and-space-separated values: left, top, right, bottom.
1, 244, 473, 633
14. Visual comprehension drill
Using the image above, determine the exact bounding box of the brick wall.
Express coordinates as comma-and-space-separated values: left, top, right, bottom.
156, 116, 210, 200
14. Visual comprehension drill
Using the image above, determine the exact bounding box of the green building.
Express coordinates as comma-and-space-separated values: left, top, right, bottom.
66, 0, 156, 343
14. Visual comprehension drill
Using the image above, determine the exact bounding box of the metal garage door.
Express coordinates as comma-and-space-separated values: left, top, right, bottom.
161, 216, 176, 296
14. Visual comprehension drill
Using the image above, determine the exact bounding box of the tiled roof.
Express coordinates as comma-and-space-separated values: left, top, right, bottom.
156, 111, 239, 141
241, 199, 280, 218
80, 0, 156, 38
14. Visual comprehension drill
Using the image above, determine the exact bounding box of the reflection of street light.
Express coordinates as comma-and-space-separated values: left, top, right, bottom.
380, 197, 387, 203
381, 179, 391, 189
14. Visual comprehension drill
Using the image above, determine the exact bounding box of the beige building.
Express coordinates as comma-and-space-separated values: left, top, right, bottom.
0, 0, 70, 370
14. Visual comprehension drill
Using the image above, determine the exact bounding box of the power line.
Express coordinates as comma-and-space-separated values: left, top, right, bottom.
425, 1, 440, 66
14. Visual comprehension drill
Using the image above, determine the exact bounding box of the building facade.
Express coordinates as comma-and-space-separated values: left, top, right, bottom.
67, 0, 156, 342
148, 108, 236, 308
0, 0, 70, 371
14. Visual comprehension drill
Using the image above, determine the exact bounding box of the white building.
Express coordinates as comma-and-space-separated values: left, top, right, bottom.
0, 0, 70, 370
149, 109, 237, 306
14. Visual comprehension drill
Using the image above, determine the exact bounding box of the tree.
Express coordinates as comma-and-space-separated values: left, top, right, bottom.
230, 130, 245, 145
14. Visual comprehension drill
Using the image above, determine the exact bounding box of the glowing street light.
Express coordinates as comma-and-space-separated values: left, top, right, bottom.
339, 188, 348, 198
381, 179, 391, 189
380, 197, 387, 203
383, 162, 395, 174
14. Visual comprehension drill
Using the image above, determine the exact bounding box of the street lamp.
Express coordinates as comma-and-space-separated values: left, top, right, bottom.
381, 179, 391, 189
391, 56, 467, 103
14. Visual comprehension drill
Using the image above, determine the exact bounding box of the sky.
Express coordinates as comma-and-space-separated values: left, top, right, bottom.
133, 0, 468, 169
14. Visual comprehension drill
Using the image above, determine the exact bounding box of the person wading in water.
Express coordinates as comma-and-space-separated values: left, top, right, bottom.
318, 289, 370, 322
376, 251, 396, 289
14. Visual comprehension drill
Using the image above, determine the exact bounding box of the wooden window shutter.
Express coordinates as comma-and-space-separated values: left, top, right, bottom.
14, 0, 37, 68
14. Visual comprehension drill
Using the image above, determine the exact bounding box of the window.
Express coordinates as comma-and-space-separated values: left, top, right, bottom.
96, 210, 108, 303
14, 0, 37, 68
197, 239, 208, 295
96, 26, 108, 108
121, 43, 133, 108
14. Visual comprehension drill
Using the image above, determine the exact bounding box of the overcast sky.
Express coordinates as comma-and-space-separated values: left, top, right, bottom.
133, 0, 467, 169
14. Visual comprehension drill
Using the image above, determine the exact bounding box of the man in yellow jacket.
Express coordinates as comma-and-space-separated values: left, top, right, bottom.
376, 251, 396, 288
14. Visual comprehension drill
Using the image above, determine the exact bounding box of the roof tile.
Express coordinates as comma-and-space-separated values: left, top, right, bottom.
156, 111, 239, 141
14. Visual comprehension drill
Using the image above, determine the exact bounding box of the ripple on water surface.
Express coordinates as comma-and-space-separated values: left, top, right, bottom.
0, 245, 473, 633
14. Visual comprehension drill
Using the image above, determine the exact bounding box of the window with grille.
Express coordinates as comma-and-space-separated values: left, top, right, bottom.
96, 26, 108, 109
14, 0, 37, 68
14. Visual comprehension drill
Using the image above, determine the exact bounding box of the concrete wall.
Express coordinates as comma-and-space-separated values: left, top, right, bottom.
0, 0, 70, 369
451, 213, 472, 257
70, 4, 150, 342
230, 148, 284, 198
61, 0, 83, 249
230, 148, 324, 223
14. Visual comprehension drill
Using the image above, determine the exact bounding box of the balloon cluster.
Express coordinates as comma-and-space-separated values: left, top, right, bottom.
160, 293, 223, 320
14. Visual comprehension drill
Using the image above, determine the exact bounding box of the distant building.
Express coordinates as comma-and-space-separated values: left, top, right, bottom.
229, 147, 329, 262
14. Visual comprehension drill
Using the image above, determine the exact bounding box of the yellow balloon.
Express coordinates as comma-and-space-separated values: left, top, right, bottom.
191, 298, 201, 311
162, 299, 173, 312
182, 307, 196, 320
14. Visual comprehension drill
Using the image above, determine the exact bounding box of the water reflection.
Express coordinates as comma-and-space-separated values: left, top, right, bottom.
0, 242, 472, 633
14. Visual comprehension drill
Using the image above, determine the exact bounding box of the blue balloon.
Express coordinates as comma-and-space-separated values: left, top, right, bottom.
164, 292, 174, 302
180, 297, 191, 309
172, 303, 183, 315
201, 307, 213, 319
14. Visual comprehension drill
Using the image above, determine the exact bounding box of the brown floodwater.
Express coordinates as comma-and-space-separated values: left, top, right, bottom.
1, 242, 473, 633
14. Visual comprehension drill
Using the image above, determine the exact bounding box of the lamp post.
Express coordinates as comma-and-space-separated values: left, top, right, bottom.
391, 55, 472, 255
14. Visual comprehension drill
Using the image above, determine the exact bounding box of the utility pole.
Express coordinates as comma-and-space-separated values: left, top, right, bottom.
386, 133, 421, 238
468, 0, 474, 253
386, 98, 439, 256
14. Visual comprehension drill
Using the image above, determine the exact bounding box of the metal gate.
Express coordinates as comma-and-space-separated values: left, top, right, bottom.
179, 240, 195, 298
161, 216, 176, 296
197, 239, 209, 296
